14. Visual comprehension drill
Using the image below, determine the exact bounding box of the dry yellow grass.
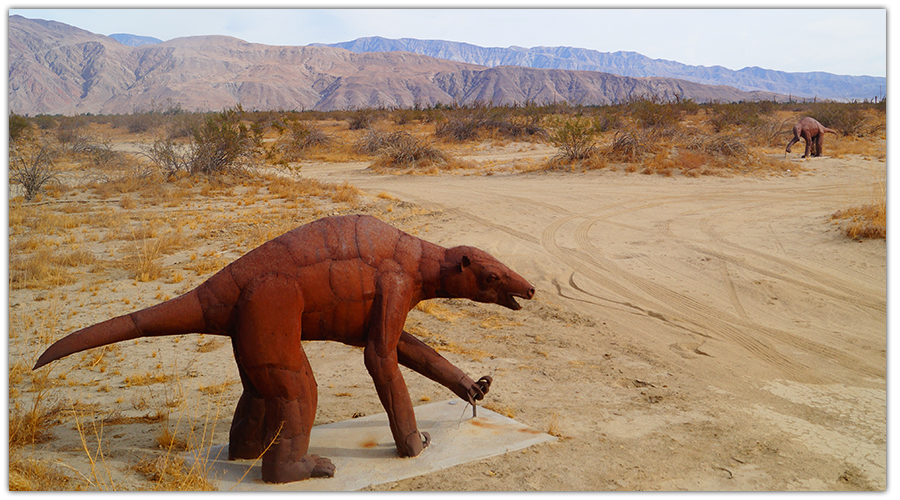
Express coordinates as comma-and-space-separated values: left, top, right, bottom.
8, 456, 84, 491
122, 372, 173, 387
832, 169, 886, 239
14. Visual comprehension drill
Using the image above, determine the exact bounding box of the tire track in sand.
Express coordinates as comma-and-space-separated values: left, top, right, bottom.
582, 215, 882, 380
540, 212, 821, 383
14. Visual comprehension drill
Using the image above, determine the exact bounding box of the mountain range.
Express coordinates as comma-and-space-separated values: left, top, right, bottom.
317, 37, 885, 102
10, 15, 870, 117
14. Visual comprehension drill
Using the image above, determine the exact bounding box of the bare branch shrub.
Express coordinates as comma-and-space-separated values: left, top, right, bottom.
603, 130, 655, 162
142, 137, 192, 177
354, 127, 392, 155
10, 140, 59, 201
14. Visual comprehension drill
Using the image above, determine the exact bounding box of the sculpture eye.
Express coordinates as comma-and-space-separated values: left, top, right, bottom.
485, 273, 499, 285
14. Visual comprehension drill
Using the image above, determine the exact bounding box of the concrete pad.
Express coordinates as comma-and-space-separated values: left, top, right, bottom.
184, 399, 557, 491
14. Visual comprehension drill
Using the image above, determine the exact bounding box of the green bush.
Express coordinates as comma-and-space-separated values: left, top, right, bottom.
547, 115, 601, 162
809, 102, 872, 136
706, 102, 765, 132
8, 113, 31, 143
144, 106, 257, 176
625, 95, 682, 129
188, 105, 257, 174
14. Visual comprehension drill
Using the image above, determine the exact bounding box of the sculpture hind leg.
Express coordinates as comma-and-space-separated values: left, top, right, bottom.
227, 363, 267, 460
233, 273, 334, 483
814, 133, 824, 157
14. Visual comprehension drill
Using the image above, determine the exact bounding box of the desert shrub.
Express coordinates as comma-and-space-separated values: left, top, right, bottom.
347, 109, 376, 130
143, 137, 191, 177
9, 456, 81, 491
142, 106, 257, 176
590, 109, 624, 133
125, 113, 164, 134
392, 107, 428, 125
808, 102, 873, 137
355, 127, 392, 155
547, 115, 601, 163
832, 205, 886, 239
55, 118, 95, 154
434, 103, 545, 142
9, 140, 59, 201
9, 113, 31, 143
79, 139, 129, 171
188, 105, 258, 175
371, 131, 447, 169
290, 122, 333, 150
166, 113, 202, 140
33, 114, 57, 130
603, 130, 655, 162
705, 102, 766, 132
747, 117, 795, 147
685, 133, 748, 157
116, 101, 186, 134
625, 95, 682, 129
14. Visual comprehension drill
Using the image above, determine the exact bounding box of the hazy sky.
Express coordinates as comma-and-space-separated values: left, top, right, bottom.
8, 1, 888, 78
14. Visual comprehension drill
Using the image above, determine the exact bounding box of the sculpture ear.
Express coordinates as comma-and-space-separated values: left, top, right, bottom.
455, 255, 471, 273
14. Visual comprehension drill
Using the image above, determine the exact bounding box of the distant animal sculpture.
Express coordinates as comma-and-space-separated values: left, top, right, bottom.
785, 117, 838, 158
34, 215, 535, 483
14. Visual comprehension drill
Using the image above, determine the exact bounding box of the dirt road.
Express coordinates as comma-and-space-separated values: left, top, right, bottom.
298, 153, 886, 490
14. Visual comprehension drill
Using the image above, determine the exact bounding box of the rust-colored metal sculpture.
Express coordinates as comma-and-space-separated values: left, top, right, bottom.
33, 215, 535, 484
785, 117, 838, 158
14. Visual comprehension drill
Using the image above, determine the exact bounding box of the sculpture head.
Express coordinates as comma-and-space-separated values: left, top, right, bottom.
439, 246, 535, 310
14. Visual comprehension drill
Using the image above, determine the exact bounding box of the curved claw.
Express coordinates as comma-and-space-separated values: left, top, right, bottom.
476, 375, 492, 396
421, 431, 431, 449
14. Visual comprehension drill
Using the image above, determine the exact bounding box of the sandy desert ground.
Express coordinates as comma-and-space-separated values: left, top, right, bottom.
8, 143, 886, 491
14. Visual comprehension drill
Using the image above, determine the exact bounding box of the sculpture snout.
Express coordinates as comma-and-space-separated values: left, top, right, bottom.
501, 279, 535, 311
516, 286, 535, 300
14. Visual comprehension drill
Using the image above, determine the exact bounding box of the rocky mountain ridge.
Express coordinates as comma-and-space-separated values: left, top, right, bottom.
10, 15, 789, 116
319, 36, 885, 102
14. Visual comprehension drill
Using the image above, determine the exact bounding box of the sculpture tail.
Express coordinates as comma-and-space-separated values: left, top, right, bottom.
33, 290, 208, 370
824, 127, 838, 135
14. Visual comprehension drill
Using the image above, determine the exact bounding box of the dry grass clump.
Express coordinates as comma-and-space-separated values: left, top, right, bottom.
831, 171, 886, 240
132, 455, 216, 491
832, 205, 886, 239
9, 248, 88, 289
263, 172, 361, 205
685, 133, 748, 157
9, 400, 66, 448
9, 456, 83, 491
604, 130, 655, 163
